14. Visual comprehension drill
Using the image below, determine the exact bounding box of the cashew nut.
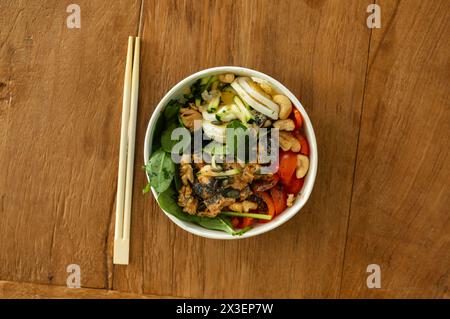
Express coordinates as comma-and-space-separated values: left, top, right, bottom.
286, 194, 295, 207
296, 154, 309, 178
259, 82, 273, 95
219, 73, 235, 84
228, 201, 258, 213
263, 119, 272, 128
279, 131, 301, 152
273, 119, 295, 131
263, 120, 272, 127
273, 95, 292, 120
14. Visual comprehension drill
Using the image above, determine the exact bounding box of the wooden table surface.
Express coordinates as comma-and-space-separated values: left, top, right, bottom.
0, 0, 448, 299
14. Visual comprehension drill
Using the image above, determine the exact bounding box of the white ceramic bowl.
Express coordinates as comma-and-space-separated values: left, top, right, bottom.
144, 66, 317, 239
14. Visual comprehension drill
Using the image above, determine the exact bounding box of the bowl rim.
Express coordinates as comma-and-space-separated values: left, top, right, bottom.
144, 66, 318, 239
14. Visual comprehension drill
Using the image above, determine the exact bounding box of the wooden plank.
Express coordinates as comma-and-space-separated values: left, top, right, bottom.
0, 0, 141, 288
129, 0, 372, 298
0, 280, 176, 299
340, 0, 450, 298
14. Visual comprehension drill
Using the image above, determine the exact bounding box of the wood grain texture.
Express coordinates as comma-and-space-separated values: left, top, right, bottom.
0, 0, 141, 288
125, 0, 372, 298
340, 0, 450, 298
0, 0, 448, 299
0, 280, 176, 299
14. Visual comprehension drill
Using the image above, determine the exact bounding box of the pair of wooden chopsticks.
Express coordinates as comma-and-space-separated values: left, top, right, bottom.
113, 36, 140, 265
114, 1, 144, 265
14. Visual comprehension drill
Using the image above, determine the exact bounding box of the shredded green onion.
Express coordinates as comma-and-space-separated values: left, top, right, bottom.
220, 211, 272, 220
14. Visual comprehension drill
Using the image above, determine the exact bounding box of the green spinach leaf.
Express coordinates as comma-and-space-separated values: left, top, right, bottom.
164, 100, 181, 120
161, 121, 180, 153
173, 164, 182, 191
158, 188, 240, 234
233, 226, 252, 236
146, 149, 175, 193
157, 187, 196, 222
154, 171, 249, 236
142, 182, 151, 194
196, 216, 235, 235
151, 114, 165, 150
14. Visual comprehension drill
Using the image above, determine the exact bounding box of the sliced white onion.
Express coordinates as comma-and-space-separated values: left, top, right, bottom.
251, 76, 268, 84
202, 120, 226, 143
199, 165, 240, 177
230, 80, 278, 120
201, 110, 217, 122
238, 77, 279, 113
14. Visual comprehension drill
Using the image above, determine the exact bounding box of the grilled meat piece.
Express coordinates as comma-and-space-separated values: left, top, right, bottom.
180, 163, 194, 186
179, 107, 202, 132
192, 178, 220, 200
251, 174, 279, 192
192, 152, 206, 170
248, 194, 268, 213
229, 164, 259, 190
221, 188, 241, 199
200, 194, 236, 217
178, 185, 198, 215
229, 177, 247, 190
239, 186, 253, 201
242, 164, 259, 183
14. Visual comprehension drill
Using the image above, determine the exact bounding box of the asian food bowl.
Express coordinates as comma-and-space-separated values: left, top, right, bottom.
144, 66, 317, 239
